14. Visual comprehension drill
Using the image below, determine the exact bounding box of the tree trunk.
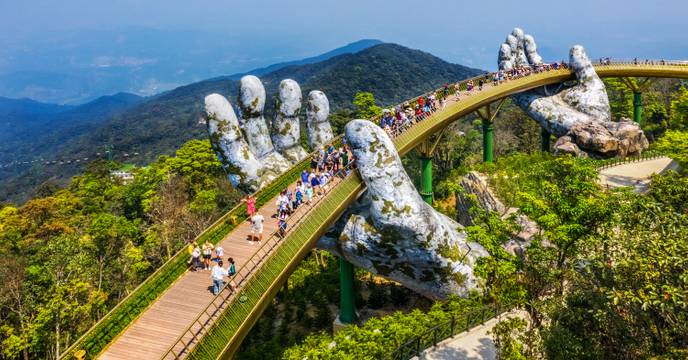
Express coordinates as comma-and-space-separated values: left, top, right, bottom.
98, 258, 105, 292
55, 318, 60, 360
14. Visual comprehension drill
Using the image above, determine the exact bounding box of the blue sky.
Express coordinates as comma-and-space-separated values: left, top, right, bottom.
0, 0, 686, 102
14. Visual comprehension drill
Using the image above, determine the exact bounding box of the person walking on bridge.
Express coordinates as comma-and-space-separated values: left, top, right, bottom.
202, 240, 214, 270
210, 260, 228, 295
250, 212, 264, 243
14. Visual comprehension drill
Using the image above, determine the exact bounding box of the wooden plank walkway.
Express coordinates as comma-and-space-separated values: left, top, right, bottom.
99, 173, 344, 359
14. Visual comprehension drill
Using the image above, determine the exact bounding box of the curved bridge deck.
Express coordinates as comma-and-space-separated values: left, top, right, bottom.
75, 62, 688, 360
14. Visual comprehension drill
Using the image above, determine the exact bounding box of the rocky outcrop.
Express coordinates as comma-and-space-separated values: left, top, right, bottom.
500, 28, 649, 158
456, 172, 539, 256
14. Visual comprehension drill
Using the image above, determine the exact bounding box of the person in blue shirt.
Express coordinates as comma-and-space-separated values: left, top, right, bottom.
310, 173, 320, 195
301, 170, 310, 184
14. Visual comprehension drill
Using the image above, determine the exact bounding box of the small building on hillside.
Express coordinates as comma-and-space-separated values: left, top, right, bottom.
110, 170, 135, 183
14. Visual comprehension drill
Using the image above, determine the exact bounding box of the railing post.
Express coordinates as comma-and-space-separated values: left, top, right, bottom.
338, 258, 358, 324
419, 156, 433, 205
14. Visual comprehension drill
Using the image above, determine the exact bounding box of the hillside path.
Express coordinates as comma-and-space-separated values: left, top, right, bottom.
598, 156, 678, 192
413, 310, 528, 360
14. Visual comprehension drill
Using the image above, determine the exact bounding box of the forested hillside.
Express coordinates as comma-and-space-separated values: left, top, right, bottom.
0, 43, 482, 204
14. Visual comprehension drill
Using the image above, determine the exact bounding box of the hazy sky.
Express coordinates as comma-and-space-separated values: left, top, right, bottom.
3, 0, 686, 68
0, 0, 686, 103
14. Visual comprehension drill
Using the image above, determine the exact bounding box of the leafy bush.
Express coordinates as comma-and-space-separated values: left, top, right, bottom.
282, 296, 484, 359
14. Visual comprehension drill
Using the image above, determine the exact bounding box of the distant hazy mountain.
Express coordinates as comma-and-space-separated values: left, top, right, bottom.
0, 28, 383, 104
0, 92, 144, 201
0, 92, 143, 143
0, 43, 482, 204
228, 39, 384, 79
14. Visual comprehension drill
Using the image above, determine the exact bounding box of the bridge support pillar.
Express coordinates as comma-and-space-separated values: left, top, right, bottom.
482, 120, 494, 163
633, 91, 643, 125
621, 77, 653, 127
475, 99, 506, 163
337, 258, 357, 325
419, 156, 433, 205
541, 128, 551, 152
415, 130, 446, 205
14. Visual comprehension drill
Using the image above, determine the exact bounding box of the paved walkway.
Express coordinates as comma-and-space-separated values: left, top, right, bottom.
598, 156, 678, 192
414, 310, 528, 360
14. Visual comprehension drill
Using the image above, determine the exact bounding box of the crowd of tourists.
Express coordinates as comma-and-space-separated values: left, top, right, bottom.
187, 240, 237, 295
375, 61, 570, 136
189, 144, 356, 295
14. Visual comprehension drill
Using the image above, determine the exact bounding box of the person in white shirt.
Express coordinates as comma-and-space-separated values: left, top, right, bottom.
214, 245, 224, 261
210, 260, 228, 295
251, 213, 264, 243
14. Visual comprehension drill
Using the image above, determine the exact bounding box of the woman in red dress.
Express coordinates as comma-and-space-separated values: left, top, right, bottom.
243, 195, 256, 217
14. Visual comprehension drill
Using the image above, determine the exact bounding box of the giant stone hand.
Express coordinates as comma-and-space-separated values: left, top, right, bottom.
499, 28, 648, 157
205, 76, 334, 192
318, 120, 488, 300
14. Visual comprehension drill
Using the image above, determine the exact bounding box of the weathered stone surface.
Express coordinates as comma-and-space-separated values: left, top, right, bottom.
320, 120, 488, 300
456, 172, 538, 254
272, 79, 309, 163
500, 28, 649, 158
205, 94, 280, 192
208, 77, 341, 193
553, 136, 588, 157
456, 172, 506, 226
238, 76, 291, 173
306, 90, 334, 149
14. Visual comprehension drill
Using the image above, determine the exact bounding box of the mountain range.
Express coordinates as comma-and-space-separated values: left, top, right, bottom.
0, 42, 482, 204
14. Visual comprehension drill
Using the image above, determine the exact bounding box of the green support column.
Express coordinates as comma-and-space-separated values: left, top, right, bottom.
339, 258, 357, 324
541, 128, 550, 152
482, 120, 494, 163
419, 156, 433, 204
633, 91, 643, 125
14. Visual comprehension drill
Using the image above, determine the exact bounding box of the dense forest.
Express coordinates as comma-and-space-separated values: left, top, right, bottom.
1, 76, 687, 359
